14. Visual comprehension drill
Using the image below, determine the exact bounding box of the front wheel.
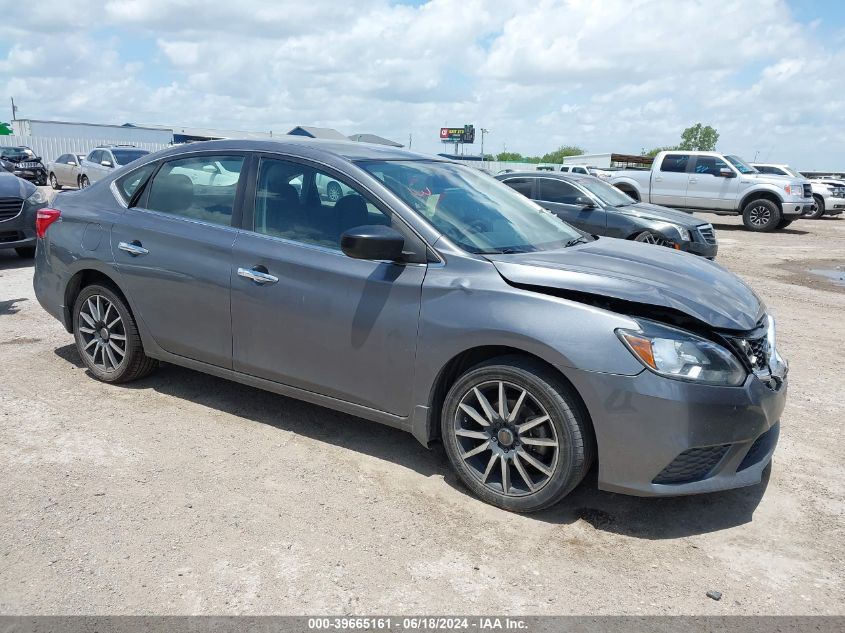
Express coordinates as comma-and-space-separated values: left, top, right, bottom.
326, 181, 343, 202
633, 230, 668, 246
806, 196, 825, 219
80, 175, 90, 188
742, 199, 782, 232
50, 173, 61, 190
441, 356, 594, 512
73, 284, 158, 383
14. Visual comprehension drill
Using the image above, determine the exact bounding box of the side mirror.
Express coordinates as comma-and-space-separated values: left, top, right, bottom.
101, 160, 113, 168
67, 160, 77, 166
719, 167, 735, 178
341, 225, 405, 261
575, 196, 596, 208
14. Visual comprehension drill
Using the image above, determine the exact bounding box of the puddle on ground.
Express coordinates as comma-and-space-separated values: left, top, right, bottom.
810, 269, 845, 287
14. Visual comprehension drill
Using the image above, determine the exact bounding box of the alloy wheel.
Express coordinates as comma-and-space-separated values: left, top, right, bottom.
453, 380, 559, 497
327, 182, 342, 202
749, 205, 771, 227
50, 173, 58, 189
77, 294, 127, 373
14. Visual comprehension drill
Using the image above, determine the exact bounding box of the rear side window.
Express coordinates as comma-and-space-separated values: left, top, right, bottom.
538, 179, 582, 204
143, 155, 245, 226
502, 178, 534, 198
660, 154, 691, 173
116, 163, 157, 204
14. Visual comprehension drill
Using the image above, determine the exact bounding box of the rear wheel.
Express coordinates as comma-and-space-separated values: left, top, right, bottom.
50, 172, 61, 190
80, 175, 90, 188
742, 199, 781, 232
441, 356, 594, 512
806, 196, 825, 219
15, 246, 35, 258
73, 284, 158, 383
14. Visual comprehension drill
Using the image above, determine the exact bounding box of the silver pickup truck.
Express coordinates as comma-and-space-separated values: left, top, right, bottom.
610, 151, 814, 231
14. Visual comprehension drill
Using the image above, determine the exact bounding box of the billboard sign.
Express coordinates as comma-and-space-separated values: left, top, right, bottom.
439, 125, 475, 143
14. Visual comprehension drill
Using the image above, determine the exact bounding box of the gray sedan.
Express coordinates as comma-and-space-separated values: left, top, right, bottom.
33, 139, 787, 512
48, 153, 86, 190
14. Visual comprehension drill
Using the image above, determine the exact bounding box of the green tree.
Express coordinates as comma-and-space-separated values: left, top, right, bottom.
540, 145, 585, 163
677, 123, 719, 151
0, 122, 12, 136
496, 151, 525, 162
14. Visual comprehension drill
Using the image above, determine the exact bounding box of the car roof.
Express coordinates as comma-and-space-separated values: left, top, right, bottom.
494, 170, 595, 183
146, 137, 435, 163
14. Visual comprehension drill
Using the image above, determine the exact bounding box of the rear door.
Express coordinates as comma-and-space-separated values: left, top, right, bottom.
110, 152, 249, 368
687, 155, 740, 210
230, 155, 427, 415
536, 178, 607, 234
650, 154, 692, 207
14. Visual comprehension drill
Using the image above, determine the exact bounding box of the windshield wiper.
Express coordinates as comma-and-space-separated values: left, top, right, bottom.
564, 236, 590, 248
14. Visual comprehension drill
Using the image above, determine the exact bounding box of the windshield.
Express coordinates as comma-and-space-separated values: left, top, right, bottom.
578, 177, 635, 206
780, 166, 802, 178
359, 160, 582, 254
112, 149, 149, 166
725, 155, 757, 174
3, 147, 35, 161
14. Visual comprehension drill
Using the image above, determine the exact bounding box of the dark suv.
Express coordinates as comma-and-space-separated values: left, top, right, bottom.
0, 146, 48, 186
496, 171, 718, 258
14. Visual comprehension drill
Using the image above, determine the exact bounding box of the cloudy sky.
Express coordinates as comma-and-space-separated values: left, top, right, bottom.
1, 0, 843, 168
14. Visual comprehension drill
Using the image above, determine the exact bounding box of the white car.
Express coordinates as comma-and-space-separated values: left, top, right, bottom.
79, 146, 150, 188
752, 163, 844, 219
47, 153, 86, 190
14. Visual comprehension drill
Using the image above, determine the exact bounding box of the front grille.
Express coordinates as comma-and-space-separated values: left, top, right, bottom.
731, 334, 769, 372
803, 184, 812, 198
0, 197, 23, 221
653, 444, 731, 485
738, 423, 779, 471
0, 230, 23, 243
697, 224, 717, 245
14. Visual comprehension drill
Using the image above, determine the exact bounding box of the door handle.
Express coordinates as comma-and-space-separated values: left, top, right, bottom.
654, 176, 663, 182
237, 267, 279, 285
688, 178, 698, 184
118, 241, 149, 256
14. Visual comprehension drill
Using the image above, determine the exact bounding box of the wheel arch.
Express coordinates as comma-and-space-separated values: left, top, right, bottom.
424, 345, 596, 451
740, 189, 782, 212
63, 268, 132, 333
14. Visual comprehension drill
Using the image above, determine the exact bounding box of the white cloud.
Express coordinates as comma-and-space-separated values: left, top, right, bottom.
0, 0, 842, 167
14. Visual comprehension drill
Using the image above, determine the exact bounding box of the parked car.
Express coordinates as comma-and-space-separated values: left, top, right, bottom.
751, 163, 845, 219
33, 139, 787, 512
79, 145, 150, 188
0, 146, 48, 186
0, 171, 49, 258
610, 151, 814, 231
559, 165, 590, 175
48, 153, 86, 190
496, 171, 718, 258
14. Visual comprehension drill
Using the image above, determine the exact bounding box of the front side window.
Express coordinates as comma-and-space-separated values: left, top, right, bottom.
144, 155, 244, 226
87, 150, 102, 163
579, 178, 635, 207
660, 154, 691, 173
359, 160, 582, 254
724, 155, 757, 174
502, 178, 534, 198
252, 158, 389, 250
538, 179, 584, 204
694, 156, 730, 176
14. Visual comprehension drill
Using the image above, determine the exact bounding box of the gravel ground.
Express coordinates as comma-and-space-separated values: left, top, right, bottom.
1, 199, 843, 615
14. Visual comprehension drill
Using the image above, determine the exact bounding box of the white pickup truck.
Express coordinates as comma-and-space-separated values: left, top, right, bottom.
610, 151, 815, 231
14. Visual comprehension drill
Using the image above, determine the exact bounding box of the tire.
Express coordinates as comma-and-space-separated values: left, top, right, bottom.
777, 218, 794, 229
80, 175, 90, 189
742, 198, 782, 232
72, 284, 158, 383
15, 246, 35, 258
806, 196, 825, 219
326, 181, 343, 202
633, 230, 666, 246
441, 356, 595, 512
50, 172, 61, 190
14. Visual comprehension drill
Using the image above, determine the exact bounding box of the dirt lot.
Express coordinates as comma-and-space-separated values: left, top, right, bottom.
1, 202, 843, 615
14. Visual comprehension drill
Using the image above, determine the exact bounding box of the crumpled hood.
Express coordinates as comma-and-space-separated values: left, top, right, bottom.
488, 238, 764, 331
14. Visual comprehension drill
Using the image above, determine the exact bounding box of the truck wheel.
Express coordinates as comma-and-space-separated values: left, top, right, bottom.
620, 187, 639, 201
742, 199, 781, 232
806, 196, 825, 219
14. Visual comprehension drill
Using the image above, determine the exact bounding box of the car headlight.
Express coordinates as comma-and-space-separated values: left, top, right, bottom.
26, 189, 49, 205
784, 183, 806, 196
616, 320, 746, 386
669, 224, 690, 241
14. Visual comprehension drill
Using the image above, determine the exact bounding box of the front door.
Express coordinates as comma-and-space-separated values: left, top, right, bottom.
535, 178, 607, 234
230, 157, 426, 416
110, 153, 248, 368
686, 155, 741, 210
650, 153, 692, 207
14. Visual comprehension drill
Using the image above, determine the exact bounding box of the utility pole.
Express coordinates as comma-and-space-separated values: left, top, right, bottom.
480, 128, 490, 161
408, 133, 412, 149
10, 97, 18, 121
